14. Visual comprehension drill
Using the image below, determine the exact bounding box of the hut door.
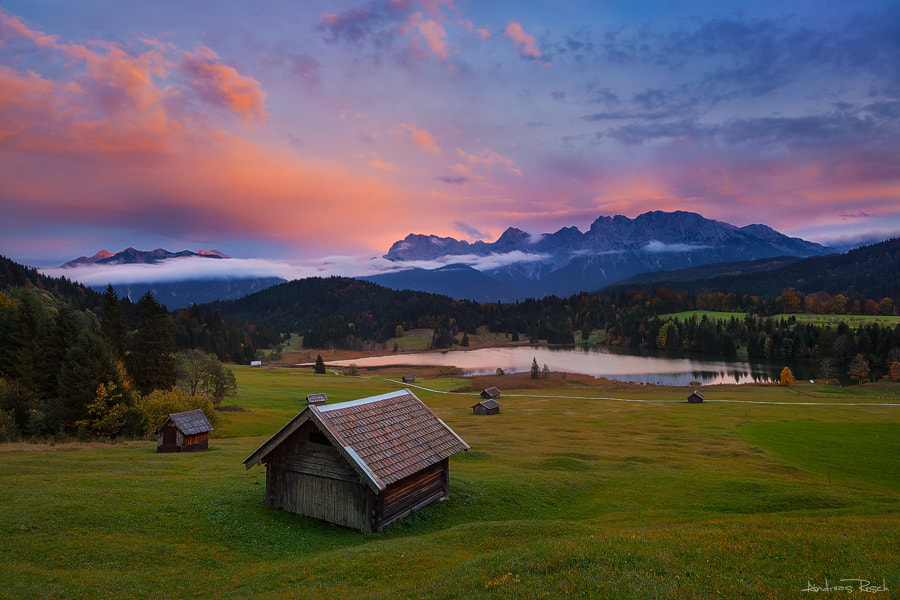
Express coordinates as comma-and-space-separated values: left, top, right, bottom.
163, 425, 176, 448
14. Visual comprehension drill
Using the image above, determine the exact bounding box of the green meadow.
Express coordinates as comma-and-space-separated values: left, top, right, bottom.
2, 367, 899, 599
663, 309, 900, 327
661, 310, 748, 322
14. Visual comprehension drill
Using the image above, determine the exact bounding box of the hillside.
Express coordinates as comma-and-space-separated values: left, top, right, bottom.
0, 254, 102, 310
100, 277, 285, 310
200, 277, 486, 347
604, 237, 900, 300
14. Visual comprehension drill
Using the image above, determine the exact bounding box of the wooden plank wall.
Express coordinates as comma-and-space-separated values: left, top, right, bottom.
380, 459, 449, 529
265, 422, 372, 531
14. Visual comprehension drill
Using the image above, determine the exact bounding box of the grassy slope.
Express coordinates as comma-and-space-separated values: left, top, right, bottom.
2, 368, 899, 599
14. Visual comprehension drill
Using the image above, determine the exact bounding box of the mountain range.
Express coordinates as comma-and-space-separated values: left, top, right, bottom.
56, 247, 284, 310
366, 211, 836, 301
48, 211, 839, 305
60, 247, 230, 267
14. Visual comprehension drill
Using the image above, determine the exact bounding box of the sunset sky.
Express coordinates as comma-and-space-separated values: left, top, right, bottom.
2, 0, 899, 276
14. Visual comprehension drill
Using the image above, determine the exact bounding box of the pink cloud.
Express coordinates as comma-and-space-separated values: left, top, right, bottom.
394, 123, 442, 155
460, 20, 491, 41
0, 9, 60, 48
410, 13, 450, 60
418, 0, 457, 16
0, 8, 266, 165
181, 46, 267, 122
457, 147, 522, 176
503, 21, 550, 66
371, 158, 400, 171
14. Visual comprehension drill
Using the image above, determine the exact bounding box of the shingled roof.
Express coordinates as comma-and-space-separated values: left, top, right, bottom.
474, 399, 501, 410
481, 387, 501, 399
156, 409, 213, 436
243, 389, 469, 491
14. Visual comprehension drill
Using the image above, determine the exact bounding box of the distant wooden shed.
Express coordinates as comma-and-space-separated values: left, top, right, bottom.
156, 409, 213, 453
472, 399, 501, 415
306, 393, 327, 406
402, 375, 416, 383
243, 389, 469, 532
687, 390, 705, 404
480, 387, 502, 400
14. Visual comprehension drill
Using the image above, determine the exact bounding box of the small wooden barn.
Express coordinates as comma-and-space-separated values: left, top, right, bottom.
156, 409, 213, 453
687, 390, 705, 404
472, 399, 501, 415
402, 375, 416, 383
480, 387, 501, 400
306, 393, 327, 406
243, 389, 469, 532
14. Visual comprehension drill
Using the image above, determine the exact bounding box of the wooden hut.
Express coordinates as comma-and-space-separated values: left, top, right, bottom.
472, 399, 501, 415
306, 393, 327, 406
156, 409, 213, 453
480, 387, 501, 400
243, 389, 469, 532
687, 390, 705, 404
402, 375, 416, 383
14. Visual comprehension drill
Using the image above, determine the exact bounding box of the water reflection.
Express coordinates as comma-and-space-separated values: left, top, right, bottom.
328, 345, 783, 385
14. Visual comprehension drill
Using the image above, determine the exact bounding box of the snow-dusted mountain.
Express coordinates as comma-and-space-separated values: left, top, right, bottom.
60, 247, 229, 267
55, 248, 283, 309
371, 211, 836, 300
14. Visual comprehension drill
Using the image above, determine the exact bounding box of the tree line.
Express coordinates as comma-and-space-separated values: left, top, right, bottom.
196, 274, 900, 383
0, 280, 238, 441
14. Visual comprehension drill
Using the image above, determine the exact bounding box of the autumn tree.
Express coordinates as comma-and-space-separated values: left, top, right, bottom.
847, 354, 870, 384
780, 366, 794, 386
76, 380, 129, 438
656, 320, 680, 350
776, 289, 803, 314
891, 361, 900, 382
542, 364, 550, 379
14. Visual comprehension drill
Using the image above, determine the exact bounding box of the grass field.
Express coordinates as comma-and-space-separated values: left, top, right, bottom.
2, 367, 899, 598
771, 313, 900, 327
663, 310, 900, 328
661, 310, 748, 322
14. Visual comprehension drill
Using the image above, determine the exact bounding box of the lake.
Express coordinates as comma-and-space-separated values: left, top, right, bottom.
329, 345, 789, 386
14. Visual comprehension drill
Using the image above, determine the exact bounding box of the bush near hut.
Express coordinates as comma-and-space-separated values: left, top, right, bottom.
136, 388, 217, 438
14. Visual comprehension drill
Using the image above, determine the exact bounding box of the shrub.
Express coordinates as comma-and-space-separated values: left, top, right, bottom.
780, 367, 794, 386
136, 388, 218, 438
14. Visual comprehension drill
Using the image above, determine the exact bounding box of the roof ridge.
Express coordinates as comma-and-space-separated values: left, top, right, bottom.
318, 388, 412, 412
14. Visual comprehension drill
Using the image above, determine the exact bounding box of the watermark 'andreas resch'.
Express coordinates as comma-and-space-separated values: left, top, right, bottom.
802, 579, 889, 594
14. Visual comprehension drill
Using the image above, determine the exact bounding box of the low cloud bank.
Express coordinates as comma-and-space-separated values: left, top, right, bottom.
39, 251, 551, 286
643, 241, 709, 253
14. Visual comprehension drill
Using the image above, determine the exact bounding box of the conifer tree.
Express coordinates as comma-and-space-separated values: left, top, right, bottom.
99, 284, 129, 360
57, 329, 117, 432
129, 293, 176, 395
